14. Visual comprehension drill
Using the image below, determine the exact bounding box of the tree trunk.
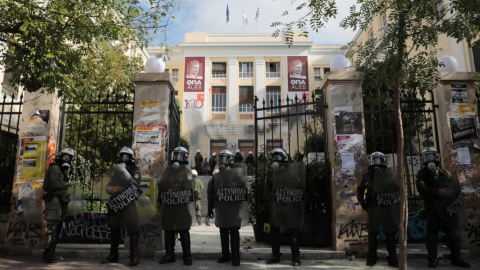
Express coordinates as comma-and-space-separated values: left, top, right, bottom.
396, 6, 408, 270
404, 146, 412, 196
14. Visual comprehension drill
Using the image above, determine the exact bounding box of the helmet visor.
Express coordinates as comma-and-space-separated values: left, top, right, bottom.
272, 153, 283, 162
372, 156, 382, 165
218, 154, 230, 164
120, 154, 131, 162
425, 152, 436, 162
172, 151, 184, 162
61, 154, 72, 163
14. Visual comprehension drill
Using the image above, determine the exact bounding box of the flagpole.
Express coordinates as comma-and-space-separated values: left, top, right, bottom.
258, 3, 260, 34
227, 3, 229, 34
243, 3, 245, 35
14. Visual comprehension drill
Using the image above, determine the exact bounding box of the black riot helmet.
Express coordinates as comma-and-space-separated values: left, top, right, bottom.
422, 147, 440, 171
117, 147, 135, 164
218, 150, 234, 165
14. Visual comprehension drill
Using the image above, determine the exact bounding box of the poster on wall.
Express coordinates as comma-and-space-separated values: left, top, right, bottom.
451, 83, 468, 104
287, 56, 309, 92
135, 130, 162, 145
16, 136, 47, 182
20, 140, 47, 178
184, 57, 205, 93
449, 116, 480, 152
335, 112, 363, 135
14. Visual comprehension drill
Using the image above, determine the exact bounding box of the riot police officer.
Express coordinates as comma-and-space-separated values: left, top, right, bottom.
195, 149, 203, 173
158, 147, 194, 265
415, 148, 470, 268
264, 148, 304, 266
209, 152, 217, 175
357, 152, 398, 267
102, 147, 142, 266
234, 149, 244, 163
207, 150, 248, 267
192, 169, 204, 225
245, 151, 254, 165
42, 147, 74, 263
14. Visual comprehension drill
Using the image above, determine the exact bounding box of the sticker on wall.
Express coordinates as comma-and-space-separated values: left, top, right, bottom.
20, 140, 47, 178
451, 83, 468, 104
135, 130, 162, 145
197, 94, 205, 102
448, 115, 480, 152
140, 100, 159, 107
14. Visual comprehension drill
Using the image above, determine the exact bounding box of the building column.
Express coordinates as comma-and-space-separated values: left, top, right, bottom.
204, 57, 211, 122
255, 57, 265, 118
319, 71, 369, 254
228, 57, 237, 122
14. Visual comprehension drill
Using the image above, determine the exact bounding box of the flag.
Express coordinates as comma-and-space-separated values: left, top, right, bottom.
226, 4, 230, 23
255, 5, 260, 22
243, 6, 248, 26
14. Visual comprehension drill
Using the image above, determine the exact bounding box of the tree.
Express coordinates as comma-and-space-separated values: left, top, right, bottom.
273, 1, 479, 269
0, 0, 184, 100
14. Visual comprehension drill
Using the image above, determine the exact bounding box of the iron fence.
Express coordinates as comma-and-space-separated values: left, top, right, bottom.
0, 94, 23, 213
253, 89, 331, 246
60, 92, 134, 213
168, 93, 181, 165
363, 89, 440, 212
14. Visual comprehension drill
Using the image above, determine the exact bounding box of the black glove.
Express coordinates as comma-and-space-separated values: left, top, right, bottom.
361, 202, 368, 211
208, 209, 214, 218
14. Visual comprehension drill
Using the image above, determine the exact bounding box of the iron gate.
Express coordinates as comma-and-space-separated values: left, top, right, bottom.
253, 89, 331, 246
363, 89, 440, 213
0, 94, 23, 213
60, 92, 135, 213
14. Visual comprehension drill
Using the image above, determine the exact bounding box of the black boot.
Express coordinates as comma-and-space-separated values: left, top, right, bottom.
230, 228, 240, 267
217, 228, 231, 263
102, 225, 121, 264
385, 232, 398, 267
448, 234, 470, 268
366, 231, 378, 266
426, 230, 438, 268
266, 226, 281, 264
180, 230, 192, 265
52, 221, 64, 261
129, 232, 140, 266
289, 229, 301, 266
159, 231, 176, 264
43, 221, 61, 263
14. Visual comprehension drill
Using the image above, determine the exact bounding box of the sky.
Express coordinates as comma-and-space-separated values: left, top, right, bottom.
151, 0, 359, 47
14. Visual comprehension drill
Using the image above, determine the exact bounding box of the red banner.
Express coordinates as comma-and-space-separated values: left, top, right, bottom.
287, 56, 309, 92
184, 57, 205, 92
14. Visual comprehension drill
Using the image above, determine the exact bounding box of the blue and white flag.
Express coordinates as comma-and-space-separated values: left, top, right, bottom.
255, 5, 260, 22
226, 4, 230, 23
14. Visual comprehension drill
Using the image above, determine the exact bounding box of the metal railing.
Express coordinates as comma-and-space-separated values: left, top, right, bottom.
239, 72, 254, 78
266, 72, 281, 78
212, 73, 227, 78
0, 94, 23, 213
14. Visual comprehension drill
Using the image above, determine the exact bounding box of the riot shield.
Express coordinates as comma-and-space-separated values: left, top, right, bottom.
157, 165, 196, 231
272, 163, 305, 228
214, 163, 249, 228
439, 171, 467, 237
23, 186, 45, 224
66, 183, 86, 216
373, 168, 400, 231
92, 164, 156, 232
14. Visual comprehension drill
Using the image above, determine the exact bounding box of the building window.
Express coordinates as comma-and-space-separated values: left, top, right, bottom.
172, 69, 179, 82
314, 68, 322, 82
266, 86, 281, 113
239, 62, 254, 78
369, 30, 374, 40
212, 86, 227, 112
324, 68, 330, 74
435, 0, 445, 24
239, 86, 254, 112
266, 62, 280, 78
212, 63, 227, 78
382, 14, 388, 30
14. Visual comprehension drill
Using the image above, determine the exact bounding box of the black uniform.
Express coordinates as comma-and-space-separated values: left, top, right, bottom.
415, 166, 470, 268
234, 153, 243, 163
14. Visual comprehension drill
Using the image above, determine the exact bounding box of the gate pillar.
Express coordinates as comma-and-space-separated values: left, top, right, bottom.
126, 73, 176, 256
4, 91, 62, 254
433, 72, 480, 256
319, 72, 369, 255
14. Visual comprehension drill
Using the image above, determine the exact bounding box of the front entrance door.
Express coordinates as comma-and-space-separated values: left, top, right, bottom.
238, 140, 254, 160
210, 140, 227, 157
266, 139, 283, 151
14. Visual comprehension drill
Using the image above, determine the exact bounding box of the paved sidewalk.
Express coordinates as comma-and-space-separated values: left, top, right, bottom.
1, 256, 479, 270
